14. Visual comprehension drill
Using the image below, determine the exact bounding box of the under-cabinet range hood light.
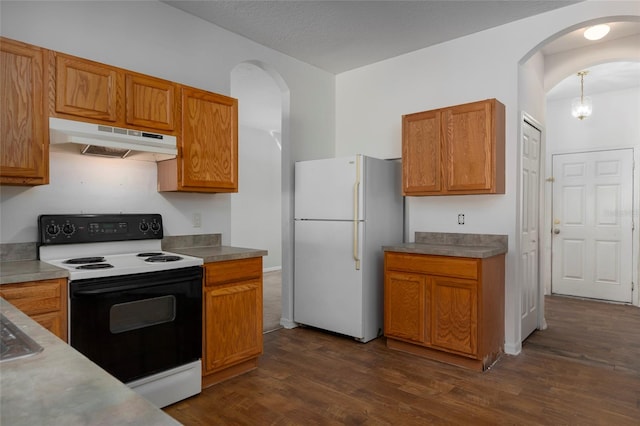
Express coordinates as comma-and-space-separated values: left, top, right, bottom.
49, 117, 177, 161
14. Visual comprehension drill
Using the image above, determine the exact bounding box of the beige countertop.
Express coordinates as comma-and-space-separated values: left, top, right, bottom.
384, 232, 508, 259
169, 245, 268, 263
0, 298, 180, 426
383, 242, 507, 258
0, 260, 68, 285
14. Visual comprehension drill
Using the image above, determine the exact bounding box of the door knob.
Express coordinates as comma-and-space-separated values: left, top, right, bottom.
553, 228, 560, 235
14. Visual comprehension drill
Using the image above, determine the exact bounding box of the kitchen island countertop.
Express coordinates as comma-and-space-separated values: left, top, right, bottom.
0, 298, 180, 426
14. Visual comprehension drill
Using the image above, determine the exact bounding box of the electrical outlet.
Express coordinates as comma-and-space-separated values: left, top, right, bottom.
192, 212, 202, 228
458, 214, 465, 225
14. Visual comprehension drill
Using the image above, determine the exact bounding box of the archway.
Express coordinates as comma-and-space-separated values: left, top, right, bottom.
230, 60, 294, 330
517, 18, 640, 348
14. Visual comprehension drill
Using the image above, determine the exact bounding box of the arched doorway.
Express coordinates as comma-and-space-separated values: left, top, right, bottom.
230, 61, 293, 331
517, 19, 640, 343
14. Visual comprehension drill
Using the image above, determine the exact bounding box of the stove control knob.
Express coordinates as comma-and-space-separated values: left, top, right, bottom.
150, 222, 161, 233
139, 222, 150, 232
62, 223, 76, 236
46, 224, 60, 236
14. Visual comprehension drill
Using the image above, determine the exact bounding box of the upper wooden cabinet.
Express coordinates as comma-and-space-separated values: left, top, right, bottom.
125, 73, 176, 131
402, 98, 505, 196
0, 37, 49, 185
50, 52, 177, 133
157, 87, 238, 193
53, 53, 121, 122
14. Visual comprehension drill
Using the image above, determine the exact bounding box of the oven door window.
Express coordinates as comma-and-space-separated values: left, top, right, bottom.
110, 295, 176, 334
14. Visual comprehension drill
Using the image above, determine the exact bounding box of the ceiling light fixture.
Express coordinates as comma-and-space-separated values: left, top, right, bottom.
571, 71, 592, 120
584, 24, 610, 41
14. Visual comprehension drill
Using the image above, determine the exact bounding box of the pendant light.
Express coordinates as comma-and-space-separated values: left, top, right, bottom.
571, 71, 592, 120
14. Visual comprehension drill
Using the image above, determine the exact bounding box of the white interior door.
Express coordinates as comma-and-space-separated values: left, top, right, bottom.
521, 121, 541, 340
551, 149, 633, 303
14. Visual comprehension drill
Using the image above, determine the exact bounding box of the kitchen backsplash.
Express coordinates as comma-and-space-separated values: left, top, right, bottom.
0, 242, 38, 262
162, 234, 221, 250
415, 232, 508, 250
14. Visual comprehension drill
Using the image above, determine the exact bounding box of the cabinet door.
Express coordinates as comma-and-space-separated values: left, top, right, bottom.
443, 100, 494, 192
402, 109, 441, 195
0, 38, 48, 185
431, 276, 477, 356
384, 270, 429, 344
125, 73, 176, 131
0, 278, 68, 341
203, 279, 263, 374
181, 87, 238, 191
54, 53, 121, 122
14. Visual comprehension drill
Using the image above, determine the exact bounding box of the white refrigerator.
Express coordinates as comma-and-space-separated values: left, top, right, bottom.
294, 155, 403, 342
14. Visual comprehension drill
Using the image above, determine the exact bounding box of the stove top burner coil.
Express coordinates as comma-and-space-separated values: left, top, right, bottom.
136, 252, 164, 257
144, 255, 182, 263
64, 257, 107, 265
75, 263, 114, 270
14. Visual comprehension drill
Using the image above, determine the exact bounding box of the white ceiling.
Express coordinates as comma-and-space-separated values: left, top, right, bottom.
164, 0, 578, 74
164, 1, 640, 130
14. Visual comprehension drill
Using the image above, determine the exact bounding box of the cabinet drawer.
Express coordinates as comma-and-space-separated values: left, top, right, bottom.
205, 257, 262, 286
385, 252, 478, 280
0, 279, 65, 316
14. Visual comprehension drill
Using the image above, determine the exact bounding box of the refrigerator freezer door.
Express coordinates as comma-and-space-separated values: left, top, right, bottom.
295, 155, 364, 221
294, 220, 364, 339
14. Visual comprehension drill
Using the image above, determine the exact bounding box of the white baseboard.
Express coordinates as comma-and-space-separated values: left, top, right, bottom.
504, 341, 522, 355
263, 266, 282, 273
280, 318, 298, 329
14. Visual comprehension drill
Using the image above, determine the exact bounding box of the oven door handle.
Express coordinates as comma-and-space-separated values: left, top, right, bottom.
73, 280, 188, 296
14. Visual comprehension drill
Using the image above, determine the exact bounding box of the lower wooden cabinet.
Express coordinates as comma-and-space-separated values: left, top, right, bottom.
0, 278, 67, 341
202, 257, 263, 387
384, 252, 504, 371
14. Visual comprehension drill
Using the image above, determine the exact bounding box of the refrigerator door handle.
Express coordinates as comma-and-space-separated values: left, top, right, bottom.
353, 156, 361, 270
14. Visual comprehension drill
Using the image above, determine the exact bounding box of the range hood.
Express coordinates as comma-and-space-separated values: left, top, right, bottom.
49, 117, 177, 162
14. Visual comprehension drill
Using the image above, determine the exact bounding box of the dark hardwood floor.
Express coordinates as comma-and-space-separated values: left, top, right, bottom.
165, 295, 640, 425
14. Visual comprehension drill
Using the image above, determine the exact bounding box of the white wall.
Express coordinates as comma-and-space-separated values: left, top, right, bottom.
0, 0, 335, 246
335, 1, 640, 353
547, 87, 640, 153
231, 126, 282, 270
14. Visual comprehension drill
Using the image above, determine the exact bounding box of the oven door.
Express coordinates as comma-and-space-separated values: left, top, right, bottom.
69, 266, 202, 384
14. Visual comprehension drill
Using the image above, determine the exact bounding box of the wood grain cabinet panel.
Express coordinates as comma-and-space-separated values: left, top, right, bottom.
402, 109, 441, 193
402, 98, 505, 196
384, 271, 428, 344
158, 87, 238, 193
431, 276, 477, 356
125, 73, 177, 131
202, 257, 263, 387
53, 53, 121, 122
384, 251, 504, 371
0, 278, 68, 341
0, 37, 48, 185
